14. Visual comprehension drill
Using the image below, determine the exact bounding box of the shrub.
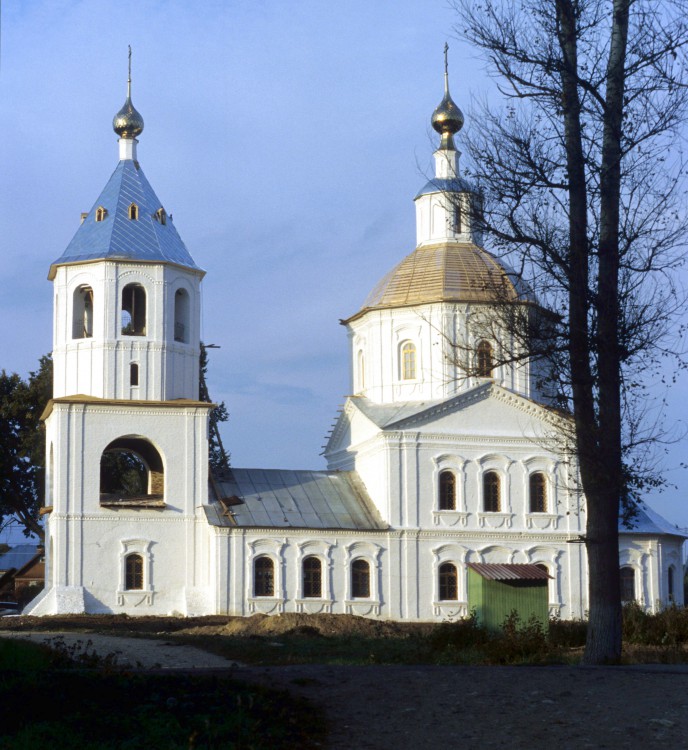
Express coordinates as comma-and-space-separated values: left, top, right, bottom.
548, 617, 587, 648
482, 611, 550, 664
622, 602, 688, 646
428, 612, 489, 653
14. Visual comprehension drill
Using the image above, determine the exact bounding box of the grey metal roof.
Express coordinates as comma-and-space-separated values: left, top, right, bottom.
49, 159, 201, 277
0, 544, 39, 572
205, 468, 387, 531
467, 563, 551, 581
620, 503, 688, 538
353, 395, 448, 429
414, 176, 477, 199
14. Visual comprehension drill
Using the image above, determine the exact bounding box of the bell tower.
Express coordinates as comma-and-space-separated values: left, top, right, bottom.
28, 52, 214, 616
50, 51, 202, 402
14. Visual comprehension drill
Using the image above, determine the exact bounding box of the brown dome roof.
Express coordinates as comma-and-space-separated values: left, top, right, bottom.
346, 243, 526, 322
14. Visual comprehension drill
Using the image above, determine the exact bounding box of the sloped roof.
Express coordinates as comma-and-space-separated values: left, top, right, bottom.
349, 382, 553, 432
344, 242, 536, 324
49, 159, 201, 278
467, 563, 551, 581
0, 544, 39, 572
414, 176, 476, 199
620, 502, 688, 538
205, 468, 386, 531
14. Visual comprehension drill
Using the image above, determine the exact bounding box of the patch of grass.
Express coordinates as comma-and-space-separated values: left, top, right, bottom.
0, 671, 326, 750
175, 632, 431, 666
0, 638, 55, 670
178, 613, 575, 667
0, 637, 326, 750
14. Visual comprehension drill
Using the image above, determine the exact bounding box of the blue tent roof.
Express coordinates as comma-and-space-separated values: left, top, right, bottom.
49, 159, 201, 277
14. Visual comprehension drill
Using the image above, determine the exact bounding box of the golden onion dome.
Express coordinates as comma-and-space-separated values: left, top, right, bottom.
432, 43, 464, 150
113, 94, 144, 139
345, 243, 528, 323
431, 92, 464, 149
113, 46, 144, 139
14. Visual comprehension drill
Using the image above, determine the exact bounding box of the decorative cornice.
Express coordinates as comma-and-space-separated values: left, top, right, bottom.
43, 396, 213, 420
213, 524, 577, 544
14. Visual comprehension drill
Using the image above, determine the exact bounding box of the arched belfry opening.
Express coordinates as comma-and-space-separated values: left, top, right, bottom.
174, 288, 190, 343
121, 283, 146, 336
100, 436, 165, 508
72, 285, 94, 339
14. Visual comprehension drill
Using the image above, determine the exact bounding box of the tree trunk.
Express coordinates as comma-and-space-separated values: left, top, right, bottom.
582, 0, 630, 665
583, 491, 622, 663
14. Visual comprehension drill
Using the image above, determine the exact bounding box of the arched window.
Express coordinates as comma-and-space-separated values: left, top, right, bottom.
439, 562, 458, 601
453, 204, 462, 234
351, 559, 370, 598
121, 283, 146, 336
95, 206, 108, 222
400, 341, 417, 380
439, 471, 456, 510
620, 566, 635, 603
72, 285, 94, 339
100, 436, 164, 506
529, 473, 547, 513
357, 350, 365, 391
668, 565, 675, 603
155, 207, 167, 225
477, 341, 493, 377
130, 363, 139, 387
174, 288, 190, 343
302, 556, 322, 598
125, 554, 144, 590
128, 203, 139, 220
254, 556, 275, 597
483, 471, 501, 512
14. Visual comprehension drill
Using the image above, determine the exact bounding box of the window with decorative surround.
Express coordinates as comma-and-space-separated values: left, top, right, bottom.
254, 556, 275, 597
125, 553, 144, 590
477, 340, 493, 377
302, 556, 322, 598
529, 472, 547, 513
439, 562, 458, 600
439, 470, 456, 510
483, 471, 501, 512
351, 559, 370, 598
400, 341, 417, 380
620, 566, 635, 602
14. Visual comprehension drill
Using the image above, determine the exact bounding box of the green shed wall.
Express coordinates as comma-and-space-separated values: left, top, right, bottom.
467, 569, 549, 631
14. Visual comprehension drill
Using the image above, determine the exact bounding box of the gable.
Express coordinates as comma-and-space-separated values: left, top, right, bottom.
386, 385, 567, 443
324, 397, 384, 457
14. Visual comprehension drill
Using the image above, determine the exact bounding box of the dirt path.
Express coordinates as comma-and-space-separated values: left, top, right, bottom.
0, 631, 239, 669
238, 663, 688, 749
4, 630, 688, 748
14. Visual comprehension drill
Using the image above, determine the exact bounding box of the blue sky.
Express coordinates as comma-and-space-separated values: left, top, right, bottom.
1, 0, 687, 538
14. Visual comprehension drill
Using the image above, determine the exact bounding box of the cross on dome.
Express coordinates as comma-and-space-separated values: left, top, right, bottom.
431, 43, 464, 150
113, 45, 144, 140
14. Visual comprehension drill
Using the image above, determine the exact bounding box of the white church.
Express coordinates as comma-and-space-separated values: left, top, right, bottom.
27, 61, 686, 620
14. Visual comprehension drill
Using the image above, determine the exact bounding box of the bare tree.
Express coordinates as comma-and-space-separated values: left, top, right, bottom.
452, 0, 688, 663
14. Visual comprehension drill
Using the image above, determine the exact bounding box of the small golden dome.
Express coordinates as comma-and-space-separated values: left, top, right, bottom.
431, 44, 464, 150
113, 94, 144, 139
431, 92, 464, 148
113, 46, 144, 139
